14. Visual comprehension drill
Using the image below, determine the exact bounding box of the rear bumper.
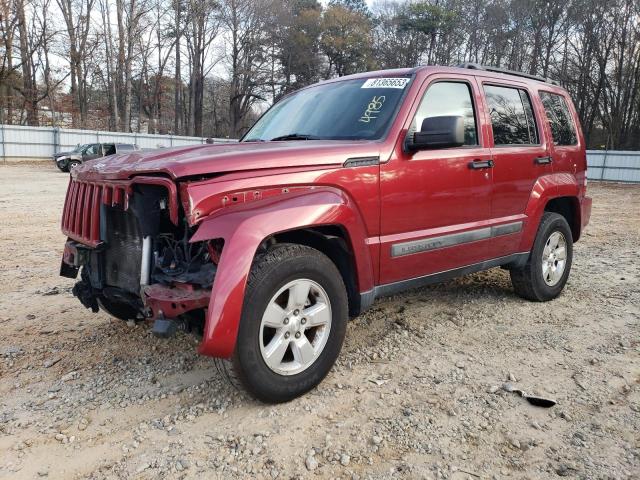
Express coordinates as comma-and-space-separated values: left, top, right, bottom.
581, 196, 592, 230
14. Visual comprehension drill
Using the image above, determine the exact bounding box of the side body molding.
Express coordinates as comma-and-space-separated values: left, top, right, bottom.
518, 173, 581, 251
189, 188, 374, 358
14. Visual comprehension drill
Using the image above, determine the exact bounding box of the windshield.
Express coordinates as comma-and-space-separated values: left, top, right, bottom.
243, 76, 412, 142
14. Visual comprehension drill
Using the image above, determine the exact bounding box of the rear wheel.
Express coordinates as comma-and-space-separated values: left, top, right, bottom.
68, 160, 81, 170
510, 212, 573, 301
215, 243, 348, 403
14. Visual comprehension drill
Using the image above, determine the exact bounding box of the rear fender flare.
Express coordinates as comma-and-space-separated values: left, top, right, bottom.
190, 187, 373, 358
519, 173, 579, 251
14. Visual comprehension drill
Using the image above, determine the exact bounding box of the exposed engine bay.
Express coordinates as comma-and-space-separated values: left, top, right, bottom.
60, 181, 221, 336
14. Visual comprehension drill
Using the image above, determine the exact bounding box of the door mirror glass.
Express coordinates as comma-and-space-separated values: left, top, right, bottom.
411, 116, 465, 150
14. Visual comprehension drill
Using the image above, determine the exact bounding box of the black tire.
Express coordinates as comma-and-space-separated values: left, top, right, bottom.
510, 212, 573, 301
215, 243, 348, 403
56, 161, 69, 172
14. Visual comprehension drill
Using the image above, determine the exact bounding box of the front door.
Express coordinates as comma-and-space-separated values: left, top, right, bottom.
379, 76, 494, 285
82, 143, 103, 162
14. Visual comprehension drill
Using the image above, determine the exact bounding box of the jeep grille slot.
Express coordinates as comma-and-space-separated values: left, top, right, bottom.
62, 179, 130, 248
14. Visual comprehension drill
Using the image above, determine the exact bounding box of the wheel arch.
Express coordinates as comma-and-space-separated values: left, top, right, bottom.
520, 174, 583, 250
544, 196, 581, 241
189, 188, 374, 358
269, 226, 362, 318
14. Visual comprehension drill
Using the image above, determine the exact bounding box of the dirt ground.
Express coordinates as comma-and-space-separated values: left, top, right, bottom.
0, 163, 638, 480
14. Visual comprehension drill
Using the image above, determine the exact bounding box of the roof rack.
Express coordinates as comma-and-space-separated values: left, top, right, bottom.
456, 62, 559, 86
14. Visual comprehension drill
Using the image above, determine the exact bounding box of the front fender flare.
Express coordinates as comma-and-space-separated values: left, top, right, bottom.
190, 187, 373, 358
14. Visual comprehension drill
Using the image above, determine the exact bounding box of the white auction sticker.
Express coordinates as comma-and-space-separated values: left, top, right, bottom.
361, 77, 410, 89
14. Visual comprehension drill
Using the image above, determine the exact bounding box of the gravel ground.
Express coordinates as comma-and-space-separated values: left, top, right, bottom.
0, 163, 638, 480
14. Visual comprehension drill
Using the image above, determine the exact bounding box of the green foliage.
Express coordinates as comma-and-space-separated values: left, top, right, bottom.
397, 2, 458, 37
320, 4, 374, 77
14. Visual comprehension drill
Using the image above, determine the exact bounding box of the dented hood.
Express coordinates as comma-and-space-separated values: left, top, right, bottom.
74, 140, 380, 181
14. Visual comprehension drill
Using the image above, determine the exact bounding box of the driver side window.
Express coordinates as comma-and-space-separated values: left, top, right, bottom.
410, 81, 478, 146
85, 144, 99, 155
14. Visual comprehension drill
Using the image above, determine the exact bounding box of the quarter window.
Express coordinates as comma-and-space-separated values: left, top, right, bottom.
484, 85, 538, 145
540, 92, 578, 145
411, 82, 478, 146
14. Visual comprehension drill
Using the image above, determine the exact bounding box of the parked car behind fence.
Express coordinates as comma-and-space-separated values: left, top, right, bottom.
54, 143, 139, 172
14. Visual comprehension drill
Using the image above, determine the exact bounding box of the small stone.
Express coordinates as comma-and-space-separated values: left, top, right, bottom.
372, 435, 382, 445
556, 463, 578, 476
455, 362, 465, 369
340, 453, 350, 466
60, 371, 78, 382
487, 385, 499, 394
43, 358, 61, 368
560, 411, 572, 422
305, 455, 318, 471
507, 372, 517, 382
37, 470, 48, 477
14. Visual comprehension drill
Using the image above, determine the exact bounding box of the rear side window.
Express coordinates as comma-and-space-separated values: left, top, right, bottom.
411, 82, 478, 145
540, 92, 578, 145
117, 144, 135, 151
484, 85, 538, 145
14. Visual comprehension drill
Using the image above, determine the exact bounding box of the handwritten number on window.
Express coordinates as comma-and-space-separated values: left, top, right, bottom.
359, 96, 386, 123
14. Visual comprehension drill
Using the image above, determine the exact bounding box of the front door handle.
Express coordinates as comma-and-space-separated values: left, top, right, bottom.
534, 156, 552, 165
468, 159, 494, 169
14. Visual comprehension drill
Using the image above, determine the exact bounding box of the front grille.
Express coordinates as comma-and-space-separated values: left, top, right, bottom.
61, 179, 130, 247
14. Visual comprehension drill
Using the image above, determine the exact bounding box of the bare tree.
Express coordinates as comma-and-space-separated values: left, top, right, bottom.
56, 0, 95, 127
222, 0, 272, 137
184, 0, 220, 136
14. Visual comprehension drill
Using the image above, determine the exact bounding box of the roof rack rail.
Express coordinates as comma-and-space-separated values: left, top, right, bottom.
456, 62, 559, 86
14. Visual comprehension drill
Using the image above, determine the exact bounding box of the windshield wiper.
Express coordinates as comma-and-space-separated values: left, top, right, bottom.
269, 133, 322, 141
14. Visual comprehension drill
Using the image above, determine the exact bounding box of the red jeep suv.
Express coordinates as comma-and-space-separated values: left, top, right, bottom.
59, 64, 592, 402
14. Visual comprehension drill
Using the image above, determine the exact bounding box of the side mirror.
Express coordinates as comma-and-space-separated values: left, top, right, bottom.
410, 115, 465, 151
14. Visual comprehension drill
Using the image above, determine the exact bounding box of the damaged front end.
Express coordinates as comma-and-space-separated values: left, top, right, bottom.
59, 176, 220, 336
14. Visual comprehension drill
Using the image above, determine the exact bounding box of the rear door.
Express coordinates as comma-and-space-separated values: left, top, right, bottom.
379, 75, 494, 285
480, 81, 552, 258
103, 144, 116, 156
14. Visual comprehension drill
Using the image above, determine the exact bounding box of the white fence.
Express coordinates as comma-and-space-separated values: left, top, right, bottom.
586, 150, 640, 183
1, 124, 638, 183
0, 124, 236, 161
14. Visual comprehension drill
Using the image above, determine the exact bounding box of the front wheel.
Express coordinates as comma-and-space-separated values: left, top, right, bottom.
56, 160, 69, 172
68, 160, 81, 170
510, 212, 573, 301
215, 243, 348, 403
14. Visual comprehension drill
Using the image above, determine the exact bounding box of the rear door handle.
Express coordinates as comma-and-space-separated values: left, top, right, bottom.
534, 156, 552, 165
468, 159, 494, 169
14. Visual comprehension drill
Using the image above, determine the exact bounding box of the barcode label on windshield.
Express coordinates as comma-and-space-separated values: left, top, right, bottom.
361, 78, 410, 89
